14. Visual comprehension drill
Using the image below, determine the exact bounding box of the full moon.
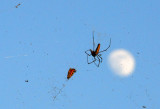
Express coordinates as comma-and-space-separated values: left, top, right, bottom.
108, 49, 135, 77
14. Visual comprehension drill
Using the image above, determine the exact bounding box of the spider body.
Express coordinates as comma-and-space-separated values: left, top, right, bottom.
85, 31, 111, 67
90, 44, 100, 57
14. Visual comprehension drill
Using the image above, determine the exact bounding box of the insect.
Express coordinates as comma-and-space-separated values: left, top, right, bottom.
53, 68, 76, 102
85, 31, 111, 67
67, 68, 76, 79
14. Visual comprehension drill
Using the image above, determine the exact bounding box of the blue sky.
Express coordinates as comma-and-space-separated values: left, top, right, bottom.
0, 0, 160, 109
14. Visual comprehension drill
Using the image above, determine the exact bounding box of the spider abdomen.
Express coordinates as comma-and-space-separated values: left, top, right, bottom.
95, 44, 100, 55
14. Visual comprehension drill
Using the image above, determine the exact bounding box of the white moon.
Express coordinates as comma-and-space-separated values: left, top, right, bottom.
108, 49, 135, 77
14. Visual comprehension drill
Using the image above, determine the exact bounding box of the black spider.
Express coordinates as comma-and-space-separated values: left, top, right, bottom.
85, 31, 111, 67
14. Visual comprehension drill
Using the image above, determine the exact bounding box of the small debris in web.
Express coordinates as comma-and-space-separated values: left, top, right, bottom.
25, 80, 28, 82
142, 106, 146, 108
15, 3, 21, 8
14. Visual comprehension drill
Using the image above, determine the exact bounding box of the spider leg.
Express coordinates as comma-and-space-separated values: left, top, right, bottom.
85, 49, 96, 64
97, 56, 101, 67
94, 56, 101, 67
94, 58, 99, 67
87, 56, 96, 64
93, 31, 95, 51
85, 49, 91, 56
99, 38, 111, 53
98, 54, 102, 63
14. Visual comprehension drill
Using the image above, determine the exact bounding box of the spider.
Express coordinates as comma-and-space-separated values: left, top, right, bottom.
85, 31, 111, 67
